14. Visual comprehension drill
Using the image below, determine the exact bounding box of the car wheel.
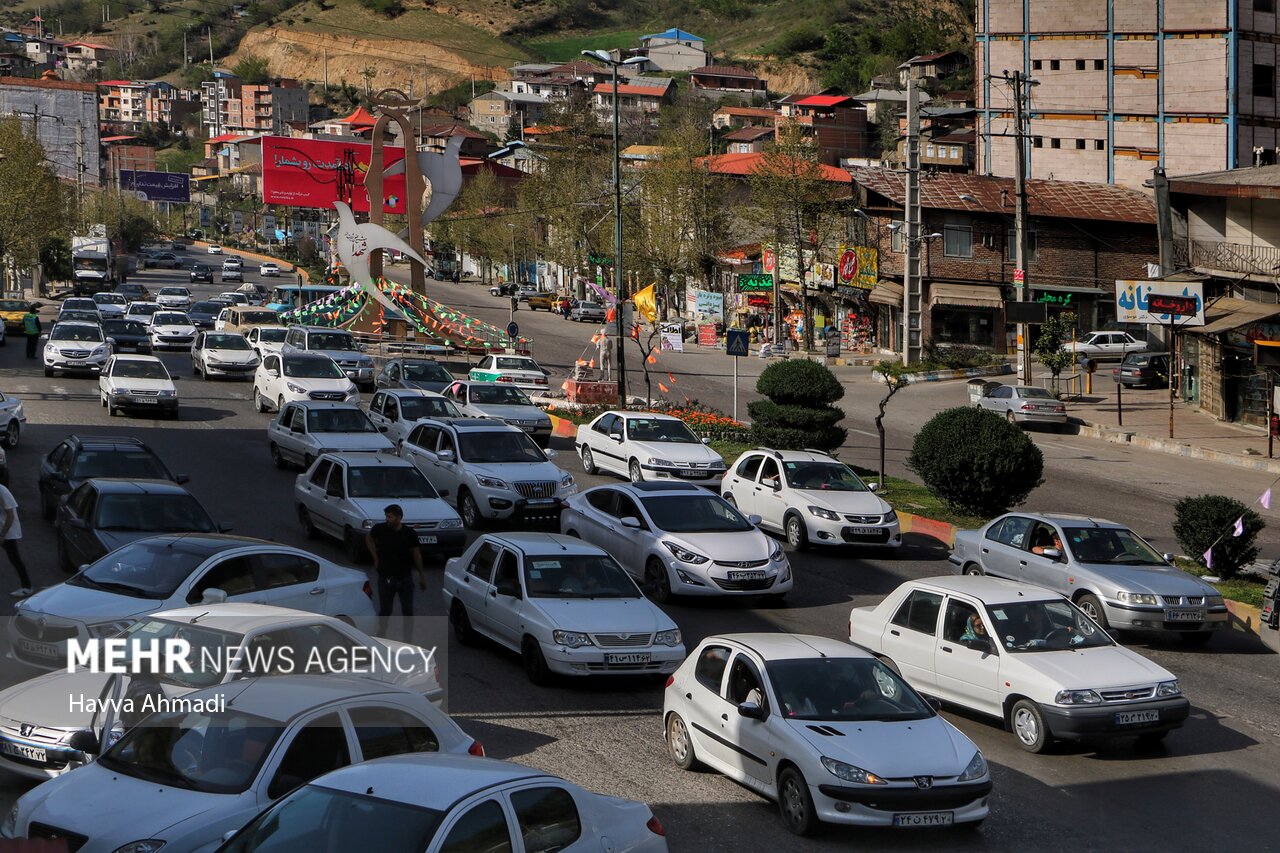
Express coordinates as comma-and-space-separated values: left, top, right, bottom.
1010, 698, 1053, 753
580, 446, 597, 475
1179, 631, 1213, 647
459, 490, 483, 529
777, 767, 820, 837
109, 403, 119, 417
666, 713, 701, 771
344, 528, 367, 563
522, 636, 552, 686
1006, 410, 1018, 425
1075, 593, 1109, 630
270, 443, 286, 469
451, 601, 477, 646
297, 505, 317, 539
963, 563, 984, 576
628, 459, 644, 483
722, 493, 736, 507
2, 420, 18, 450
785, 514, 809, 552
564, 529, 580, 538
43, 367, 53, 377
277, 395, 286, 413
253, 388, 266, 413
644, 558, 672, 604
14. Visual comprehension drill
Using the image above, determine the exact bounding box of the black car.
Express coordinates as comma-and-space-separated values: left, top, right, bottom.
101, 318, 152, 354
1114, 351, 1170, 388
55, 478, 220, 572
38, 435, 186, 520
190, 263, 215, 283
188, 300, 223, 329
375, 358, 454, 392
116, 283, 150, 301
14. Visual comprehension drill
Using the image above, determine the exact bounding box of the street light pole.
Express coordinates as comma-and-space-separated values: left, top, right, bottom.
507, 222, 516, 324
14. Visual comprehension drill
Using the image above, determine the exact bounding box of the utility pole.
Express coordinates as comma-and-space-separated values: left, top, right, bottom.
183, 29, 188, 65
207, 28, 214, 66
75, 123, 85, 228
323, 47, 329, 97
994, 68, 1038, 386
901, 77, 922, 365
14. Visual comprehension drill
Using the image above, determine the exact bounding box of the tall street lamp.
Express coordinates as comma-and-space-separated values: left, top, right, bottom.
507, 222, 517, 323
582, 49, 646, 407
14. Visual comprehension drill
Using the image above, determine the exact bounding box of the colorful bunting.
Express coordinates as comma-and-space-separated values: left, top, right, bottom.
1233, 517, 1245, 537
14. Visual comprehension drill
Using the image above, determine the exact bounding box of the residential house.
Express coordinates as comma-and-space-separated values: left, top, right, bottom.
852, 87, 931, 124
468, 90, 550, 141
18, 31, 65, 70
489, 140, 544, 174
418, 122, 492, 157
722, 125, 774, 154
637, 28, 709, 72
689, 65, 767, 101
778, 94, 871, 165
897, 51, 968, 87
592, 77, 676, 122
0, 51, 36, 76
201, 72, 307, 137
61, 41, 113, 78
712, 105, 779, 130
894, 106, 976, 171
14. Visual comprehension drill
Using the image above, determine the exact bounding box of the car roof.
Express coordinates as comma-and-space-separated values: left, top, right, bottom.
210, 675, 412, 723
906, 575, 1062, 606
708, 633, 873, 661
323, 451, 413, 467
484, 532, 606, 556
110, 354, 164, 363
281, 352, 336, 361
308, 754, 554, 808
151, 602, 346, 634
740, 448, 838, 463
66, 434, 148, 449
83, 478, 191, 495
424, 417, 520, 433
610, 482, 703, 494
382, 388, 448, 399
51, 321, 100, 329
1022, 512, 1126, 528
616, 411, 679, 421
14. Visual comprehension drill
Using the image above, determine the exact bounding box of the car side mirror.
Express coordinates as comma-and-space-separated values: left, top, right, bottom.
1042, 547, 1063, 560
609, 433, 623, 442
201, 588, 228, 604
68, 729, 100, 755
1162, 552, 1175, 563
748, 514, 763, 526
221, 829, 239, 844
497, 581, 522, 599
620, 516, 642, 529
867, 482, 880, 492
438, 449, 454, 462
106, 338, 116, 346
218, 523, 233, 533
175, 475, 190, 485
268, 369, 280, 378
737, 701, 766, 720
701, 437, 711, 445
925, 696, 942, 711
378, 426, 389, 433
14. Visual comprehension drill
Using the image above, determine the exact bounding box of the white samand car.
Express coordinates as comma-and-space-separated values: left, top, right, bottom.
42, 322, 110, 377
148, 310, 197, 350
561, 482, 792, 603
444, 534, 684, 683
191, 330, 259, 379
98, 354, 179, 418
849, 576, 1190, 753
254, 352, 359, 413
467, 354, 551, 393
721, 449, 901, 551
576, 411, 726, 486
663, 634, 990, 835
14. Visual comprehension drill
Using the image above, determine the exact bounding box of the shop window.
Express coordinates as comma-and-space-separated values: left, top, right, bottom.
891, 222, 906, 253
1006, 229, 1039, 262
1032, 137, 1043, 148
943, 224, 973, 258
1253, 64, 1275, 98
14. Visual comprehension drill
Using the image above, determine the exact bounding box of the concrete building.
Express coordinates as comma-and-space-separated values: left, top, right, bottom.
468, 90, 551, 141
98, 80, 196, 132
61, 41, 113, 78
976, 0, 1280, 189
0, 74, 99, 185
637, 28, 709, 72
592, 77, 676, 121
102, 136, 157, 186
712, 105, 779, 130
689, 65, 768, 100
201, 73, 307, 137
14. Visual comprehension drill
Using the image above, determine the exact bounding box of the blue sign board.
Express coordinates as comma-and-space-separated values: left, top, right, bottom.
119, 170, 190, 203
726, 329, 750, 358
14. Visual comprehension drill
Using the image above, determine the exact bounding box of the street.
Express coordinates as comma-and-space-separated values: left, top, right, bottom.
0, 254, 1275, 851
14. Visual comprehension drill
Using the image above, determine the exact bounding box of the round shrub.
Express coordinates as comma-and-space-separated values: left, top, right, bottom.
907, 407, 1044, 516
755, 359, 845, 406
1173, 495, 1263, 580
750, 360, 847, 452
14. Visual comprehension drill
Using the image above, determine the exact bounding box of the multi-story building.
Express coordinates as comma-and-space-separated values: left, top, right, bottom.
0, 74, 100, 185
468, 90, 551, 140
689, 65, 768, 100
201, 72, 306, 137
591, 77, 676, 122
777, 94, 871, 165
977, 0, 1280, 189
636, 28, 709, 72
61, 41, 112, 78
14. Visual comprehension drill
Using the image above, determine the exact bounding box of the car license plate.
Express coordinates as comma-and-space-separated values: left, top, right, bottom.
521, 425, 536, 432
728, 570, 766, 581
677, 470, 708, 478
893, 812, 953, 828
418, 536, 437, 545
135, 397, 157, 404
0, 740, 48, 763
1165, 609, 1205, 622
526, 499, 556, 506
849, 526, 882, 535
17, 638, 58, 658
606, 653, 651, 664
1115, 710, 1160, 725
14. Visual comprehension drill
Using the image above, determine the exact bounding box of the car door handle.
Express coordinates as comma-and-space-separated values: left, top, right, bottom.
981, 547, 990, 553
488, 589, 497, 598
721, 713, 729, 721
685, 693, 692, 700
941, 646, 953, 653
309, 587, 324, 595
1019, 560, 1027, 566
463, 576, 470, 584
889, 629, 901, 637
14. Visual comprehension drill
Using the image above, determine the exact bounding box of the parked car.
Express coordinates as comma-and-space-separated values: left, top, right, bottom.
99, 354, 180, 419
468, 354, 551, 393
42, 321, 110, 377
156, 286, 193, 309
441, 380, 553, 447
399, 418, 575, 527
720, 448, 900, 551
975, 384, 1068, 428
663, 633, 990, 834
187, 300, 223, 330
444, 533, 684, 683
0, 391, 25, 450
575, 411, 726, 486
850, 576, 1190, 754
254, 353, 359, 414
366, 388, 462, 445
949, 512, 1228, 642
570, 300, 608, 323
1072, 331, 1148, 361
283, 325, 376, 390
517, 284, 540, 300
191, 330, 260, 379
268, 400, 394, 470
246, 324, 288, 357
375, 357, 454, 392
38, 434, 183, 520
100, 318, 151, 354
259, 261, 281, 276
489, 282, 518, 297
1115, 351, 1170, 388
562, 482, 791, 603
91, 292, 127, 318
297, 452, 465, 560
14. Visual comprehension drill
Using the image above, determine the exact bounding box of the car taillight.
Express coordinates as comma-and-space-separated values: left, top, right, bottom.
468, 741, 486, 757
646, 815, 665, 837
496, 375, 514, 383
664, 675, 675, 688
362, 581, 372, 599
1021, 404, 1035, 410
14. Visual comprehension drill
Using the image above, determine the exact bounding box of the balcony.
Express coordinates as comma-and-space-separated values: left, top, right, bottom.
1174, 239, 1280, 278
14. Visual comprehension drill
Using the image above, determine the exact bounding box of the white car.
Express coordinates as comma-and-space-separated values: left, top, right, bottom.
1, 676, 481, 853
260, 262, 281, 277
366, 388, 462, 446
155, 286, 192, 310
59, 297, 100, 316
444, 533, 684, 684
90, 292, 127, 318
246, 324, 288, 357
663, 634, 990, 834
253, 352, 359, 414
468, 354, 551, 394
441, 380, 553, 447
99, 354, 179, 418
124, 300, 160, 323
0, 390, 25, 450
222, 753, 668, 853
268, 400, 394, 470
721, 448, 900, 551
191, 330, 259, 379
219, 291, 250, 306
848, 576, 1191, 753
207, 243, 223, 253
8, 534, 377, 670
42, 321, 110, 377
561, 482, 791, 603
222, 256, 243, 270
1072, 331, 1148, 361
399, 418, 576, 528
222, 263, 244, 283
148, 310, 197, 351
0, 603, 443, 780
576, 411, 726, 486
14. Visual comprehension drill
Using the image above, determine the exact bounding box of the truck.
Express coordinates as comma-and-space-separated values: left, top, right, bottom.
71, 228, 116, 295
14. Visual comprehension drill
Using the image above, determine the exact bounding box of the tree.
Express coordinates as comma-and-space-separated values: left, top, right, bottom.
432, 170, 512, 284
1174, 495, 1264, 580
232, 54, 272, 85
748, 359, 848, 451
0, 118, 67, 291
1034, 310, 1079, 392
908, 407, 1045, 516
872, 361, 911, 488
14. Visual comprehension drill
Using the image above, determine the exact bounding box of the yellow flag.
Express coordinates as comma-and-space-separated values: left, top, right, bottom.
632, 282, 658, 323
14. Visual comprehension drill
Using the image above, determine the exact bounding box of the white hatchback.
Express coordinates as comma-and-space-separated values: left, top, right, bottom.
191, 330, 259, 379
148, 310, 197, 350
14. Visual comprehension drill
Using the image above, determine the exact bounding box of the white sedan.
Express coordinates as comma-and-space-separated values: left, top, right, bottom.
191, 330, 259, 379
1072, 331, 1148, 361
98, 354, 179, 418
207, 243, 223, 254
260, 262, 281, 277
253, 352, 358, 413
148, 310, 197, 350
848, 576, 1190, 753
576, 411, 726, 486
467, 354, 551, 393
664, 634, 990, 835
444, 533, 684, 684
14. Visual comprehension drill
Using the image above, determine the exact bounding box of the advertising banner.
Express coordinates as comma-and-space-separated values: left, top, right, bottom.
660, 327, 684, 352
261, 136, 406, 214
694, 289, 724, 322
199, 206, 212, 228
1114, 280, 1206, 326
120, 170, 190, 203
231, 210, 243, 231
697, 324, 719, 346
855, 247, 878, 289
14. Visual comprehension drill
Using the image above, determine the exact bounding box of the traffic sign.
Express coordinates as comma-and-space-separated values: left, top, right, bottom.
726, 329, 750, 358
506, 321, 519, 337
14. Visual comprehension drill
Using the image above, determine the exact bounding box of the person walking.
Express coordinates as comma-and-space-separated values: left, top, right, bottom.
0, 483, 32, 597
21, 304, 41, 360
366, 503, 427, 639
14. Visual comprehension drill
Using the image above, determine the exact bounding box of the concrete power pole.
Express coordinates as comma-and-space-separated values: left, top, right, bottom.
901, 77, 922, 365
1002, 69, 1037, 386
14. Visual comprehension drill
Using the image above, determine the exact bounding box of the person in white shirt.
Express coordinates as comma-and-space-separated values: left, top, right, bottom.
0, 484, 31, 597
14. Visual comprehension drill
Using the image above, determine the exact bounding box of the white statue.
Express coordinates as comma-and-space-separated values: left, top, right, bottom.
597, 334, 614, 382
332, 200, 428, 314
385, 135, 465, 227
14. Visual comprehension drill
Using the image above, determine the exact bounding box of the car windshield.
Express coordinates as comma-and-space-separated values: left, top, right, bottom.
767, 657, 934, 722
221, 785, 444, 853
112, 360, 170, 380
495, 357, 538, 371
782, 461, 868, 492
284, 358, 343, 379
104, 320, 147, 336
307, 408, 377, 433
458, 430, 546, 463
987, 599, 1113, 652
50, 325, 103, 342
402, 361, 452, 382
347, 465, 438, 499
159, 288, 188, 296
95, 493, 216, 534
68, 539, 210, 599
190, 302, 221, 314
626, 418, 699, 443
63, 300, 96, 310
95, 294, 127, 305
130, 304, 160, 316
469, 385, 531, 406
1061, 526, 1167, 565
578, 302, 602, 310
522, 553, 640, 599
238, 311, 279, 325
206, 334, 251, 350
99, 707, 284, 794
393, 397, 456, 422
116, 619, 241, 689
153, 313, 190, 325
0, 300, 27, 311
308, 333, 357, 351
1016, 386, 1054, 399
641, 495, 752, 533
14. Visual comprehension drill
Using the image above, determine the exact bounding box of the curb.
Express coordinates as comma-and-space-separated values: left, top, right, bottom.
899, 512, 958, 547
1076, 422, 1280, 475
872, 363, 1014, 385
545, 412, 578, 440
193, 241, 311, 284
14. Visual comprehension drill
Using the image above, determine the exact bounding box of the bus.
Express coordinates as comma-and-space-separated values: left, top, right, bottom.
265, 284, 344, 313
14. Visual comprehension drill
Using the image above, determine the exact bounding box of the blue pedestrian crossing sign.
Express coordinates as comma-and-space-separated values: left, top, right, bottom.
726, 329, 750, 358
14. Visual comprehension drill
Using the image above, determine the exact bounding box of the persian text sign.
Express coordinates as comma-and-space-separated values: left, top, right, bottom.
1115, 280, 1205, 326
855, 247, 878, 289
738, 273, 773, 292
262, 136, 406, 214
120, 170, 190, 203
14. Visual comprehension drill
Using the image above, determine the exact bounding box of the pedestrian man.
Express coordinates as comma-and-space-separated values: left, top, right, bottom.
366, 503, 427, 639
0, 483, 31, 597
21, 304, 41, 360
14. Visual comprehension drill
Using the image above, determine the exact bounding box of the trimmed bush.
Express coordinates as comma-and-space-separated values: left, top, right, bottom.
907, 407, 1044, 516
750, 360, 847, 452
1173, 495, 1264, 580
754, 359, 845, 405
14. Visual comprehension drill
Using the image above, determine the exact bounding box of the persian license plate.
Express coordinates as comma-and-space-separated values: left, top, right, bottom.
525, 499, 556, 506
17, 638, 58, 658
850, 526, 883, 535
893, 812, 953, 828
1115, 709, 1160, 725
521, 425, 536, 432
1165, 609, 1205, 622
418, 536, 437, 545
606, 653, 651, 664
728, 570, 766, 581
0, 740, 48, 763
677, 470, 708, 478
135, 397, 157, 404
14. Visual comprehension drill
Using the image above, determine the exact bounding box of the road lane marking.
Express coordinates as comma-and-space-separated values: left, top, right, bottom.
849, 428, 877, 437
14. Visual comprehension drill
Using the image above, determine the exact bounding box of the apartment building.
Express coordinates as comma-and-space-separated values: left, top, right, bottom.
98, 80, 196, 132
977, 0, 1280, 189
201, 72, 307, 137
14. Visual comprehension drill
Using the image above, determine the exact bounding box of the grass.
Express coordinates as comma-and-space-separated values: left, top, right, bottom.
524, 28, 649, 63
1175, 557, 1266, 608
851, 467, 988, 529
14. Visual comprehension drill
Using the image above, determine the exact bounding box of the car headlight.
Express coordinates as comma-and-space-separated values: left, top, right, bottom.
551, 630, 591, 648
883, 510, 899, 525
654, 629, 682, 647
957, 751, 988, 782
1156, 680, 1181, 697
286, 382, 307, 394
346, 383, 359, 395
2, 803, 17, 838
158, 390, 176, 397
111, 841, 166, 853
91, 345, 107, 356
648, 457, 675, 467
663, 541, 709, 564
769, 540, 785, 562
820, 757, 886, 785
87, 619, 135, 640
808, 505, 840, 521
360, 518, 375, 530
439, 518, 463, 529
476, 476, 509, 489
1117, 592, 1159, 605
1204, 594, 1224, 607
1055, 689, 1103, 705
559, 473, 575, 489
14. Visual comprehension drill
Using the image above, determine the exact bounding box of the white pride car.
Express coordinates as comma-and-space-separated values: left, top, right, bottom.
848, 576, 1191, 753
576, 411, 726, 486
148, 310, 197, 350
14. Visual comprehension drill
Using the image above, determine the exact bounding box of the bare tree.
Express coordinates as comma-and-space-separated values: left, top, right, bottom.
872, 360, 911, 489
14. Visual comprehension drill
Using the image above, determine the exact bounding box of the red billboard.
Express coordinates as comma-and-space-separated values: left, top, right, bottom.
262, 136, 407, 214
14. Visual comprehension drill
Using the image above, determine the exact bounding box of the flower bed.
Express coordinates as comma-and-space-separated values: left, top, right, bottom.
542, 400, 750, 442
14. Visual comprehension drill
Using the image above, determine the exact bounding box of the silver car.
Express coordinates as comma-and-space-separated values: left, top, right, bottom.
571, 300, 608, 322
268, 400, 394, 470
441, 380, 552, 447
366, 388, 462, 446
975, 384, 1067, 428
949, 512, 1228, 643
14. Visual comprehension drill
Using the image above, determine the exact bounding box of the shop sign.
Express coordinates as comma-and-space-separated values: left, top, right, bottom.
763, 248, 775, 272
746, 294, 771, 308
810, 262, 836, 287
1115, 280, 1205, 326
1037, 291, 1073, 305
737, 273, 773, 292
697, 324, 719, 346
587, 252, 612, 266
834, 285, 863, 300
694, 290, 724, 322
839, 249, 858, 282
855, 247, 878, 289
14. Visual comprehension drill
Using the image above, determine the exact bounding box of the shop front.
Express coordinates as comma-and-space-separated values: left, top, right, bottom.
926, 282, 1005, 350
1187, 298, 1280, 425
868, 280, 903, 355
831, 284, 875, 352
1030, 284, 1105, 330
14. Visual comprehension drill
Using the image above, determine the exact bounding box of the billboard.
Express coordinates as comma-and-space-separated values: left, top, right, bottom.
1115, 280, 1206, 326
261, 136, 407, 214
120, 170, 191, 203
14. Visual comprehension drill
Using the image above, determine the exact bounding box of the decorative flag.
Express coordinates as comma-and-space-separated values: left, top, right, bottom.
1203, 548, 1213, 568
667, 372, 677, 384
658, 382, 669, 392
647, 350, 657, 364
1233, 517, 1245, 537
632, 283, 658, 323
1263, 489, 1272, 510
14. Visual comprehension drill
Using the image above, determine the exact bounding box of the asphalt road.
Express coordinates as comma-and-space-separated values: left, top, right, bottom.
0, 255, 1274, 851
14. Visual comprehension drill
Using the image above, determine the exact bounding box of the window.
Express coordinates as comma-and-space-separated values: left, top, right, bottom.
942, 599, 989, 648
694, 645, 731, 691
466, 542, 501, 581
1076, 138, 1086, 149
1049, 59, 1060, 71
943, 224, 973, 258
288, 406, 305, 432
384, 398, 399, 421
1006, 229, 1038, 262
585, 489, 616, 514
256, 553, 320, 589
727, 656, 765, 706
1257, 0, 1275, 12
408, 424, 439, 452
735, 455, 763, 480
1032, 60, 1042, 70
1075, 59, 1086, 70
1032, 136, 1043, 148
325, 467, 345, 499
926, 143, 936, 157
1050, 137, 1061, 149
188, 556, 257, 603
349, 706, 439, 760
441, 800, 513, 853
510, 787, 582, 853
1254, 64, 1275, 98
891, 222, 906, 253
613, 494, 646, 527
991, 516, 1036, 549
1095, 139, 1105, 150
890, 589, 943, 635
268, 713, 351, 799
309, 459, 333, 488
369, 393, 385, 415
1094, 59, 1106, 70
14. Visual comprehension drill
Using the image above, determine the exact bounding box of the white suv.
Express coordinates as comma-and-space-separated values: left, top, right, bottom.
398, 418, 576, 528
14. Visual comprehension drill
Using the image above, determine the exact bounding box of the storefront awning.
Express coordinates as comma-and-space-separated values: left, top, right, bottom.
1190, 297, 1280, 335
930, 283, 1003, 309
868, 280, 903, 307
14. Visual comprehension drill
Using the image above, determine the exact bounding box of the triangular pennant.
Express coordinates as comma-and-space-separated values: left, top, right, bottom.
1233, 517, 1245, 537
1203, 547, 1213, 568
1263, 488, 1272, 510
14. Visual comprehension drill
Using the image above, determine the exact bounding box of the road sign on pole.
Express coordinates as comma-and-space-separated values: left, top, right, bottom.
726, 329, 749, 422
506, 321, 519, 338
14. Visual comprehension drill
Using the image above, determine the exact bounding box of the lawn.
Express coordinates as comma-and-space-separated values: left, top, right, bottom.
1175, 558, 1266, 608
524, 29, 648, 63
851, 467, 988, 530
